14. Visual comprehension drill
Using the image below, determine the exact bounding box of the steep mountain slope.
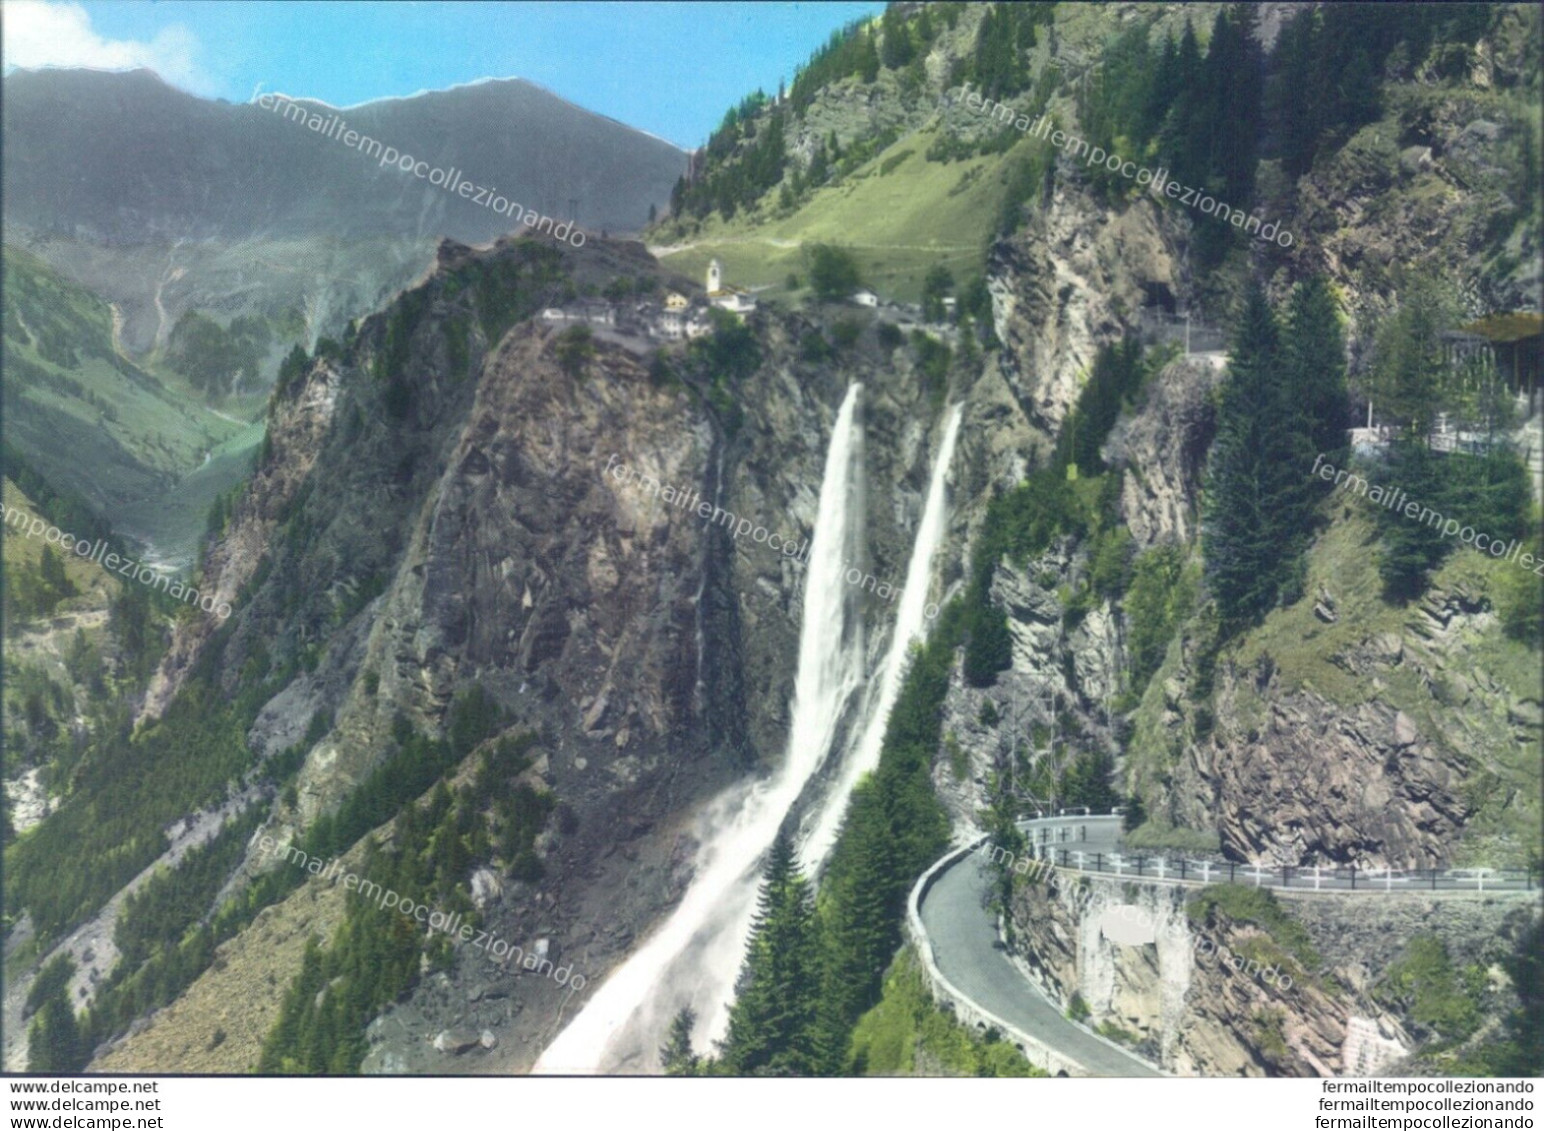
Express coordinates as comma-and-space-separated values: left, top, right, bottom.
5, 224, 964, 1071
2, 68, 686, 362
1, 248, 248, 518
5, 0, 1538, 1079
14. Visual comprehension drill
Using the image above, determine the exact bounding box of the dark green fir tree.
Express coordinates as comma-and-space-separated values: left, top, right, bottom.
718, 826, 821, 1075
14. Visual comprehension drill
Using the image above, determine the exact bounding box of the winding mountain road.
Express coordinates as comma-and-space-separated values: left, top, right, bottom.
918, 836, 1159, 1076
913, 813, 1534, 1076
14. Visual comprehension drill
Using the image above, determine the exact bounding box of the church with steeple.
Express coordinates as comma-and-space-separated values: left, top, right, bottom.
705, 257, 756, 316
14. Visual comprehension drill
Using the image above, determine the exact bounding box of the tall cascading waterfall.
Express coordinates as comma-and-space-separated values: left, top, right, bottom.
533, 384, 867, 1073
801, 403, 963, 867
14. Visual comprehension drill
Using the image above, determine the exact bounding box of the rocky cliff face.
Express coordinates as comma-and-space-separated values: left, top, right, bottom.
1127, 519, 1542, 871
1005, 872, 1534, 1077
98, 229, 985, 1070
990, 186, 1180, 440
57, 2, 1542, 1077
1104, 355, 1224, 550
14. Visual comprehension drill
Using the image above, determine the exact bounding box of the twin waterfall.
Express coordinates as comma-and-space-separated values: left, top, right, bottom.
801, 403, 963, 866
533, 387, 960, 1073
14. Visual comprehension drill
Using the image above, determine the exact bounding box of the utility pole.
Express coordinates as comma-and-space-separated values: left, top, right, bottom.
1044, 686, 1062, 814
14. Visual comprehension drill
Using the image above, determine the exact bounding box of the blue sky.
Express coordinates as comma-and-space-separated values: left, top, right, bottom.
1, 0, 886, 148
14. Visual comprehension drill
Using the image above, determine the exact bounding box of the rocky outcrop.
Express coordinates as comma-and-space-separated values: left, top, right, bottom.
1006, 873, 1535, 1077
1134, 562, 1542, 870
1208, 690, 1472, 869
1104, 354, 1224, 549
990, 187, 1178, 438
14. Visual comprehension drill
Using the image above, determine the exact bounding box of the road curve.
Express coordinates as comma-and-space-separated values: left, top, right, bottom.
915, 812, 1533, 1077
916, 834, 1160, 1077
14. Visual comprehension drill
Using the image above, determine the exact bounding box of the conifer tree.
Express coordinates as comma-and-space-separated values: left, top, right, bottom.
718, 827, 821, 1075
1203, 284, 1297, 629
880, 5, 915, 70
1212, 5, 1263, 208
660, 1007, 700, 1075
812, 786, 896, 1072
915, 6, 933, 47
1375, 439, 1448, 601
1159, 22, 1204, 187
1283, 276, 1350, 467
1370, 273, 1454, 438
1144, 33, 1182, 143
28, 995, 83, 1072
1269, 8, 1323, 178
26, 961, 85, 1073
858, 29, 881, 85
972, 4, 1026, 100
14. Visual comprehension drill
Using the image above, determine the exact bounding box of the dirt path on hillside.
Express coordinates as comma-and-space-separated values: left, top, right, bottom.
647, 236, 979, 257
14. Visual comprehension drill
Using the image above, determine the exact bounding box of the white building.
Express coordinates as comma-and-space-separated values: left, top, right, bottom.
705, 258, 757, 317
576, 300, 615, 327
710, 290, 757, 315
543, 303, 615, 328
852, 289, 879, 307
653, 308, 684, 341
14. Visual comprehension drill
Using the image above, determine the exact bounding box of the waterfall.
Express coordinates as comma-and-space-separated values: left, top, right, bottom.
533, 384, 866, 1073
801, 404, 963, 867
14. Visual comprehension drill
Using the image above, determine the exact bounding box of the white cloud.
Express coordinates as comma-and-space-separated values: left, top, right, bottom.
1, 0, 212, 94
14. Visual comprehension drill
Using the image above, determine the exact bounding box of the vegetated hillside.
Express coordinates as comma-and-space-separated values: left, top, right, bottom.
650, 2, 1537, 312
1, 248, 248, 514
6, 220, 985, 1073
6, 0, 1539, 1080
2, 68, 687, 368
643, 0, 1540, 1076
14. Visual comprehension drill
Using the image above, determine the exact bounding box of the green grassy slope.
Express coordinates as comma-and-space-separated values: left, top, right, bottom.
653, 129, 1009, 304
1128, 505, 1542, 866
1, 479, 118, 603
3, 248, 247, 502
2, 247, 257, 561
